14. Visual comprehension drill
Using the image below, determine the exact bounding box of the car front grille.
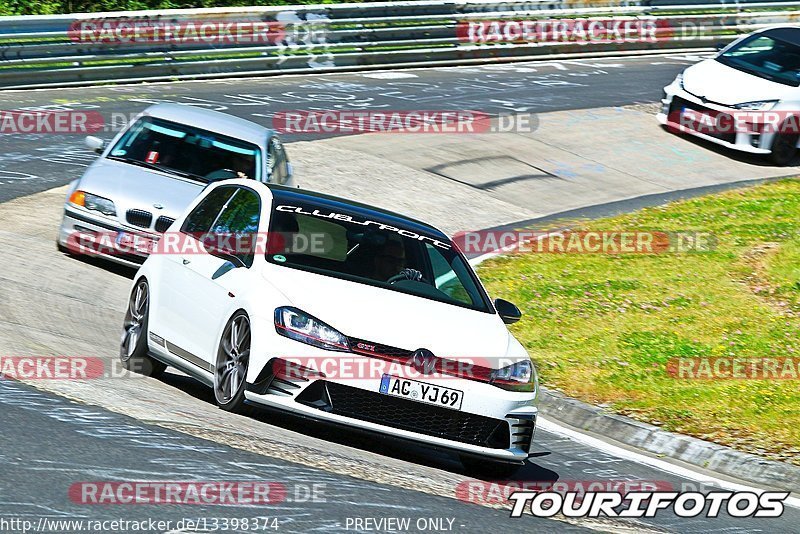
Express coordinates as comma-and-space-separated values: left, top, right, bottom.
154, 216, 175, 233
347, 337, 493, 382
669, 96, 736, 144
126, 209, 153, 229
297, 381, 510, 449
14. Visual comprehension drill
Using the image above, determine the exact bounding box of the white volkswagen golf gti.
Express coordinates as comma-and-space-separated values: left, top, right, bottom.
658, 26, 800, 165
121, 179, 538, 476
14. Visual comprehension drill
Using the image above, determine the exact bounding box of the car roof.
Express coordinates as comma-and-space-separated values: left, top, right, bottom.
212, 179, 450, 241
759, 26, 800, 46
267, 185, 451, 241
142, 103, 273, 146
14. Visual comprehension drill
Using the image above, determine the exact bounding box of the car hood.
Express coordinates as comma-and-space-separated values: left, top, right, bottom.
262, 264, 517, 365
77, 159, 205, 225
682, 58, 799, 106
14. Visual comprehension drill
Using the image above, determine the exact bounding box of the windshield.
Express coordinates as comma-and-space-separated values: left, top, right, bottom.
717, 32, 800, 87
108, 116, 262, 182
265, 200, 492, 313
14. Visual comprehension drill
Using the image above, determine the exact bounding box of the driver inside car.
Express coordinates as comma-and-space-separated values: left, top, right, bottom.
205, 152, 255, 181
372, 238, 407, 281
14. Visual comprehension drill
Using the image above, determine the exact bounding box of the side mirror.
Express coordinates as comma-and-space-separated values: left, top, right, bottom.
85, 136, 105, 154
206, 243, 246, 268
714, 42, 726, 52
495, 298, 522, 324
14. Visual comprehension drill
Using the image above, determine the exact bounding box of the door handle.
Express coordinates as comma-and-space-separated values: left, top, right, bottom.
182, 258, 191, 265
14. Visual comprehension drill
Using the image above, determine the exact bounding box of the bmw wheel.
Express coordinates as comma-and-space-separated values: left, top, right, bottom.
120, 278, 166, 377
214, 312, 251, 413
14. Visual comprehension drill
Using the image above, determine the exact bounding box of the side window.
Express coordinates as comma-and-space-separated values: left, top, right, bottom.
727, 36, 774, 57
209, 188, 261, 267
181, 186, 236, 234
267, 136, 290, 185
425, 244, 476, 307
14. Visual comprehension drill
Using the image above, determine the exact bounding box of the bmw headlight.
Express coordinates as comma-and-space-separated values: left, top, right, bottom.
490, 359, 538, 392
274, 307, 349, 352
733, 100, 778, 111
68, 190, 116, 217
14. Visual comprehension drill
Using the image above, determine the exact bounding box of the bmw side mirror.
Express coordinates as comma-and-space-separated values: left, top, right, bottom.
495, 298, 522, 324
85, 136, 105, 154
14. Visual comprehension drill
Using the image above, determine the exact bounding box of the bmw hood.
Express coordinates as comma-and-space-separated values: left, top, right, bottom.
75, 159, 205, 225
681, 58, 798, 106
263, 264, 518, 365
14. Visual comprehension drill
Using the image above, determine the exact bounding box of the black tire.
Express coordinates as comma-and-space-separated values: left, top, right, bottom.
460, 455, 523, 480
770, 130, 799, 166
120, 278, 166, 378
214, 311, 252, 414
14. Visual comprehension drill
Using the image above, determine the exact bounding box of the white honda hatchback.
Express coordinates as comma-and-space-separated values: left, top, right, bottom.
121, 179, 538, 476
658, 26, 800, 165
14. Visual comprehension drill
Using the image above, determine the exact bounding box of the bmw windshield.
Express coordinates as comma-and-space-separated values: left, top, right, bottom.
717, 31, 800, 87
265, 194, 493, 313
108, 117, 262, 182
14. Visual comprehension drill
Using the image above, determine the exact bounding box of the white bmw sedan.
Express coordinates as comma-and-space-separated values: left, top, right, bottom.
121, 179, 538, 476
58, 104, 293, 267
658, 26, 800, 165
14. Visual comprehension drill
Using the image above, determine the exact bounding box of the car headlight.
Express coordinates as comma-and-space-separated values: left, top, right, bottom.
733, 100, 778, 111
675, 73, 684, 90
68, 190, 116, 217
490, 359, 538, 392
274, 307, 349, 352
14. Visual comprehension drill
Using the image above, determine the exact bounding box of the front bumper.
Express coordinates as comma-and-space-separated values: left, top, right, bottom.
58, 207, 157, 268
244, 357, 538, 462
657, 87, 773, 155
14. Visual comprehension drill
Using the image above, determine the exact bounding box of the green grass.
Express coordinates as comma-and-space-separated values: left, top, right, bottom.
478, 179, 800, 464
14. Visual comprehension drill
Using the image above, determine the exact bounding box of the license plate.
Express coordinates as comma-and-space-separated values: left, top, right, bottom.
681, 108, 716, 127
116, 232, 155, 254
379, 374, 463, 410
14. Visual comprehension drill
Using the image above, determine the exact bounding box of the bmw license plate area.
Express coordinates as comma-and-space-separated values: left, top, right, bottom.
379, 374, 463, 410
681, 107, 716, 129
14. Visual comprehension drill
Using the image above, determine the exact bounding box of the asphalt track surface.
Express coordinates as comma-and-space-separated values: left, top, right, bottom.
0, 53, 704, 203
2, 55, 800, 533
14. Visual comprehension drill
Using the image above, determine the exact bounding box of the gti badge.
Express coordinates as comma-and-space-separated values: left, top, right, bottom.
410, 348, 436, 375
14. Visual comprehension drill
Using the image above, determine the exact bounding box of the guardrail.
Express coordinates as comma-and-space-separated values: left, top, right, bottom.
1, 0, 799, 89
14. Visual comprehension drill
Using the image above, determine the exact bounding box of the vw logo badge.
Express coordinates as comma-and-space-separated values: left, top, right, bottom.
410, 348, 436, 375
153, 203, 164, 210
